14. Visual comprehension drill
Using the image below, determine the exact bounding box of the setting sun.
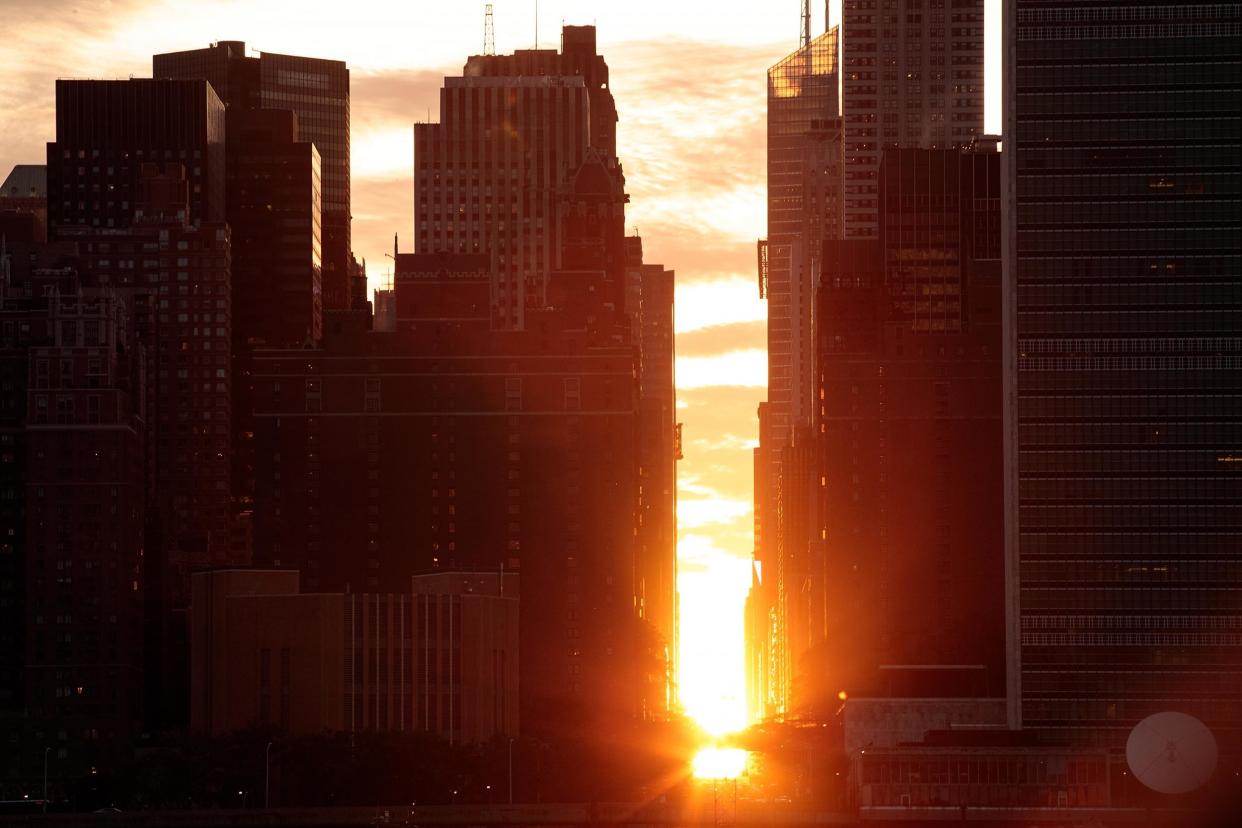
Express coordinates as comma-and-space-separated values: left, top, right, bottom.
691, 747, 749, 780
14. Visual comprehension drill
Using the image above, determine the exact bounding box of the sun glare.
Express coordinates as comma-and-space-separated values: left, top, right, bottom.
692, 747, 749, 780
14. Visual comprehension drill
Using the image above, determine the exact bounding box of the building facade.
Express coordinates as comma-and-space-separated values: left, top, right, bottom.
414, 27, 619, 329
191, 569, 518, 743
1004, 1, 1242, 759
47, 80, 226, 235
2, 269, 147, 775
153, 41, 352, 310
840, 0, 985, 238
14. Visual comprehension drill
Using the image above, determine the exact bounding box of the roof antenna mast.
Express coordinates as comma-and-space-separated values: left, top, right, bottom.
801, 0, 811, 48
484, 4, 496, 56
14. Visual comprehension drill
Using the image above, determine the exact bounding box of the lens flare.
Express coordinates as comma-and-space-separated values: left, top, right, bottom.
692, 747, 749, 780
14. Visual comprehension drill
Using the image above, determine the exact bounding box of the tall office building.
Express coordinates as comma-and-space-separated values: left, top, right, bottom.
841, 0, 984, 237
154, 41, 352, 309
1004, 0, 1242, 759
750, 26, 841, 722
414, 27, 617, 329
226, 109, 321, 517
0, 264, 146, 776
763, 26, 841, 446
625, 236, 678, 717
47, 79, 225, 234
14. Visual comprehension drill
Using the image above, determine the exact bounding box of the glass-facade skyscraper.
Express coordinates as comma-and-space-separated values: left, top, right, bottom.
1004, 0, 1242, 756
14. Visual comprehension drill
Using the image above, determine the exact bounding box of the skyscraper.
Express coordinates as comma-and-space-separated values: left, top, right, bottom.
47, 79, 226, 234
841, 0, 985, 237
0, 264, 146, 776
154, 42, 352, 309
751, 26, 841, 722
1005, 0, 1242, 758
414, 27, 617, 329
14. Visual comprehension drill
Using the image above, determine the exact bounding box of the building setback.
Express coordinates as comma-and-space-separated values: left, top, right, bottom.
153, 41, 353, 311
1004, 0, 1242, 761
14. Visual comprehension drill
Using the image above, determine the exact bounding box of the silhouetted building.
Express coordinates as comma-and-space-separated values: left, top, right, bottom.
1004, 0, 1242, 761
841, 0, 985, 237
0, 240, 81, 715
154, 42, 353, 309
46, 79, 225, 235
55, 162, 232, 729
414, 27, 620, 328
0, 263, 146, 775
807, 142, 1004, 710
625, 236, 678, 718
1, 164, 48, 243
190, 569, 518, 743
225, 108, 321, 521
880, 143, 1001, 332
250, 255, 643, 736
752, 25, 842, 722
410, 572, 520, 743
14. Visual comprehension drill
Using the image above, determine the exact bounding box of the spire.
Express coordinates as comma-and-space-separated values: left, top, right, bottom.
484, 4, 495, 56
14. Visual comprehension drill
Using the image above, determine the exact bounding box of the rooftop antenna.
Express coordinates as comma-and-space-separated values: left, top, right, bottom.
484, 4, 495, 56
801, 0, 811, 48
535, 0, 539, 49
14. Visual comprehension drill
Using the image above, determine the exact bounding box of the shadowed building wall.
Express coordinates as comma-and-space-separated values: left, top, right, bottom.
1005, 0, 1242, 759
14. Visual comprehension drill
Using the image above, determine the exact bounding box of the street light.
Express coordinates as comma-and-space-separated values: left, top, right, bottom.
507, 737, 515, 805
42, 747, 50, 814
264, 741, 273, 810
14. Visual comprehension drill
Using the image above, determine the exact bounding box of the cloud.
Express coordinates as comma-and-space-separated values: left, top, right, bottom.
677, 320, 766, 358
676, 349, 766, 390
678, 496, 751, 530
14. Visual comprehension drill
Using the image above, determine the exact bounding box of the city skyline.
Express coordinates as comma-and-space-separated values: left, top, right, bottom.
2, 0, 1240, 819
2, 0, 1000, 739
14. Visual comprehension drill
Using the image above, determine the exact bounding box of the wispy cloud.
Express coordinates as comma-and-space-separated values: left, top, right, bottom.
676, 349, 766, 390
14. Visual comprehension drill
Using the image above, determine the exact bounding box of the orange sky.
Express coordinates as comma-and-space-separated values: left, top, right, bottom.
0, 0, 1000, 732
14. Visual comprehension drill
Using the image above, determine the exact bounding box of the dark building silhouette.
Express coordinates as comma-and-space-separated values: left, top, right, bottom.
251, 255, 645, 735
1, 165, 48, 243
841, 0, 985, 237
0, 254, 146, 778
804, 142, 1003, 713
625, 236, 678, 718
154, 41, 353, 310
752, 2, 989, 720
225, 108, 321, 521
0, 239, 83, 716
190, 569, 519, 743
46, 79, 225, 235
752, 25, 842, 721
1004, 0, 1242, 760
57, 164, 233, 726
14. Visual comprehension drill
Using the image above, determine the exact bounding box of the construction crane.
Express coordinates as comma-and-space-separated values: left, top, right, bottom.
484, 4, 496, 56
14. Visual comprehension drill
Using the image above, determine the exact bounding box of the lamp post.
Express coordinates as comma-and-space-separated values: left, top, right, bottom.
507, 738, 515, 804
264, 741, 273, 809
42, 747, 50, 813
